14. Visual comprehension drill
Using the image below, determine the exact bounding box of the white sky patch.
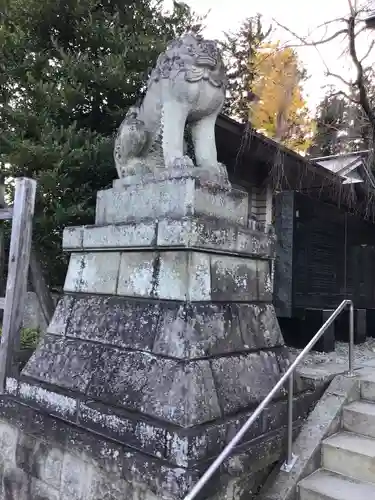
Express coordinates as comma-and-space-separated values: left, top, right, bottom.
163, 0, 375, 112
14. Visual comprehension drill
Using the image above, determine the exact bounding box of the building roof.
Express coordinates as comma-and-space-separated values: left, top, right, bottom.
313, 150, 375, 188
215, 114, 375, 219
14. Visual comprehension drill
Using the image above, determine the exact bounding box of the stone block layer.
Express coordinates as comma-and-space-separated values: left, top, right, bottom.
95, 178, 249, 225
0, 395, 318, 500
22, 295, 291, 427
63, 250, 273, 301
63, 216, 274, 258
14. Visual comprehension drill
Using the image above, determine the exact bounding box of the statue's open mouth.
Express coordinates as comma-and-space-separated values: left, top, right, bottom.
195, 55, 217, 68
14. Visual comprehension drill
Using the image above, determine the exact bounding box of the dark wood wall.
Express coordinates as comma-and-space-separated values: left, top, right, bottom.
274, 191, 375, 316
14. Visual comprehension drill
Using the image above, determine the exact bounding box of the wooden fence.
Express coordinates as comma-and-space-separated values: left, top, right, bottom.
0, 177, 55, 391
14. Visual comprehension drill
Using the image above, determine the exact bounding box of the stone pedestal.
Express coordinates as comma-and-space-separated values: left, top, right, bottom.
8, 173, 314, 500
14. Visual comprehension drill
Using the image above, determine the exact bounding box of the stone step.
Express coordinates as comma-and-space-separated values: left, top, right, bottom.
361, 374, 375, 402
298, 468, 375, 500
322, 431, 375, 484
343, 400, 375, 438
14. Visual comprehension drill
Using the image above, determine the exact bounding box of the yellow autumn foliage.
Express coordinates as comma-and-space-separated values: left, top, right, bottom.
249, 43, 314, 153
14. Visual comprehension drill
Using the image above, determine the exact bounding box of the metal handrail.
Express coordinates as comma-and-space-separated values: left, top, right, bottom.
184, 300, 354, 500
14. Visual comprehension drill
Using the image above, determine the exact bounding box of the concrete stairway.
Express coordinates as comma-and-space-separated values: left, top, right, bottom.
298, 374, 375, 499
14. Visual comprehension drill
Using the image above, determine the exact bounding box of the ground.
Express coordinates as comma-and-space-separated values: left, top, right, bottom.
289, 338, 375, 381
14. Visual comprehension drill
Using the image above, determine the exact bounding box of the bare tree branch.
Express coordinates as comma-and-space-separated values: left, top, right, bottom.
274, 3, 375, 156
271, 18, 331, 74
273, 19, 348, 47
347, 15, 375, 124
348, 0, 355, 15
326, 71, 353, 87
314, 18, 348, 30
355, 26, 367, 37
327, 89, 360, 104
360, 40, 375, 62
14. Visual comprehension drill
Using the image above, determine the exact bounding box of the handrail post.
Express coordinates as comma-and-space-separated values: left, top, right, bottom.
280, 374, 298, 472
348, 300, 355, 377
287, 374, 294, 464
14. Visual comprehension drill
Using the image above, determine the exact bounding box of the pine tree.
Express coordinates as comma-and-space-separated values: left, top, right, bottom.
0, 0, 200, 288
222, 14, 272, 122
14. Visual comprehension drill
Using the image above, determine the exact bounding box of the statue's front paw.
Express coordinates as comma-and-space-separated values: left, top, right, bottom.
171, 156, 194, 169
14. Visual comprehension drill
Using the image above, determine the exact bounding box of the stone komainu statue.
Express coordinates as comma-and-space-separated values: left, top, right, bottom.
114, 33, 227, 180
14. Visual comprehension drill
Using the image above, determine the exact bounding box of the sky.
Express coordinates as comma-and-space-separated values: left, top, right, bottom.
163, 0, 375, 112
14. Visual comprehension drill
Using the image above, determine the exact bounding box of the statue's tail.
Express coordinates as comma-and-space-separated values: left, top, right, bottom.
114, 107, 147, 178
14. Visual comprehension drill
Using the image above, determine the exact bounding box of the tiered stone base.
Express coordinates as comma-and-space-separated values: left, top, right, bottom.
6, 174, 315, 499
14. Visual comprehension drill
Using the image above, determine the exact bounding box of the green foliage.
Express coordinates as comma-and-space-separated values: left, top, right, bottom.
222, 14, 271, 122
19, 328, 41, 350
0, 0, 200, 288
0, 327, 41, 350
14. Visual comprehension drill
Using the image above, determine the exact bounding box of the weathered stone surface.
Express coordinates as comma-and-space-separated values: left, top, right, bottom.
23, 335, 102, 394
211, 255, 258, 301
158, 216, 235, 251
4, 375, 313, 469
64, 217, 275, 259
61, 452, 94, 500
67, 296, 160, 351
211, 350, 285, 414
62, 249, 271, 301
117, 251, 156, 297
16, 433, 63, 490
95, 177, 248, 226
188, 252, 212, 301
153, 303, 244, 358
257, 259, 273, 302
112, 166, 227, 190
64, 252, 121, 294
157, 251, 211, 301
78, 402, 167, 461
87, 472, 132, 500
87, 350, 221, 427
62, 226, 84, 250
22, 292, 48, 332
82, 221, 156, 250
24, 295, 285, 363
17, 381, 77, 421
2, 463, 60, 500
62, 416, 200, 499
156, 251, 190, 301
274, 191, 295, 317
67, 295, 119, 343
0, 387, 321, 500
236, 226, 275, 258
0, 32, 310, 500
0, 421, 18, 462
237, 304, 284, 350
47, 295, 75, 336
